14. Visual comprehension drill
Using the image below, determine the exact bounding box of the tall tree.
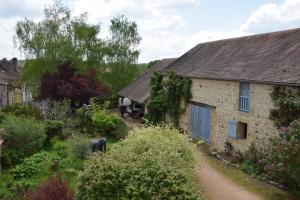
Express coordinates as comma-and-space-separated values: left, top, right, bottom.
15, 2, 104, 95
106, 15, 141, 64
15, 3, 142, 97
100, 15, 142, 94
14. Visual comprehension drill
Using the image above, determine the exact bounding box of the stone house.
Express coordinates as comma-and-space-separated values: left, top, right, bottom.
120, 28, 300, 152
0, 58, 32, 109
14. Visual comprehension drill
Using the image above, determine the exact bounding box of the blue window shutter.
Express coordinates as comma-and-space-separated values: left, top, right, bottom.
240, 82, 250, 112
228, 120, 237, 139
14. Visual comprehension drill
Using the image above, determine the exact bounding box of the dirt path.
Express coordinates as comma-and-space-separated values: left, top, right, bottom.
196, 151, 262, 200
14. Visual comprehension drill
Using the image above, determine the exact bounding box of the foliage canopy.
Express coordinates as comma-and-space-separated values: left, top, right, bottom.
15, 2, 141, 96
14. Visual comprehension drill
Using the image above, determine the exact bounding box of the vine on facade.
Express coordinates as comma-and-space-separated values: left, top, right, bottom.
270, 85, 300, 127
145, 71, 192, 126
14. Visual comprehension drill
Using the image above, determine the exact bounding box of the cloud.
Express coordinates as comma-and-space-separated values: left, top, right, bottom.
71, 0, 201, 62
0, 17, 21, 59
240, 0, 300, 33
0, 0, 53, 18
139, 30, 247, 62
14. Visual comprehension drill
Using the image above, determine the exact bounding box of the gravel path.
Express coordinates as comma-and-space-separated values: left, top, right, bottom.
196, 151, 262, 200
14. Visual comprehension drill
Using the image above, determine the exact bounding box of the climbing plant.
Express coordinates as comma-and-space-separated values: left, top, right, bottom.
146, 71, 192, 126
145, 71, 168, 124
270, 85, 300, 127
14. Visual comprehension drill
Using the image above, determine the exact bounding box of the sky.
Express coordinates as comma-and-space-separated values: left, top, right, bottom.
1, 0, 300, 63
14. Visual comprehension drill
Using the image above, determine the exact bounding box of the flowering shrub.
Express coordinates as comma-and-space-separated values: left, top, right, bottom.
76, 126, 201, 200
24, 176, 74, 200
261, 120, 300, 193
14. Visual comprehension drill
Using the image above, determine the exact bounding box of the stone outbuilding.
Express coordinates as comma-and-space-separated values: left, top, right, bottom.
120, 28, 300, 152
0, 58, 32, 108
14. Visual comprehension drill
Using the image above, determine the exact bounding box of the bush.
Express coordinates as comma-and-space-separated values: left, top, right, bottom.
52, 140, 70, 159
260, 120, 300, 193
24, 176, 74, 200
69, 135, 91, 160
2, 103, 43, 120
1, 115, 46, 167
91, 111, 128, 139
45, 120, 64, 139
76, 99, 99, 134
10, 151, 49, 179
76, 125, 201, 200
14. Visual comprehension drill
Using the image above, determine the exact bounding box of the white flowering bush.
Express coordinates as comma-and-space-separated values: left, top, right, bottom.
76, 125, 201, 200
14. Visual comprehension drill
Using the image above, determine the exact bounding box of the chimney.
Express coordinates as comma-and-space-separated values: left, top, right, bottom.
11, 58, 18, 72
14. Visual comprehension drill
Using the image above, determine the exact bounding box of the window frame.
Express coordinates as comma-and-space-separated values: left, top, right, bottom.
239, 82, 250, 112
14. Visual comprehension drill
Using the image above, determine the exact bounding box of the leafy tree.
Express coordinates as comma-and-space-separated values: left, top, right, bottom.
39, 62, 110, 105
15, 3, 141, 96
15, 2, 105, 95
106, 15, 141, 64
99, 15, 142, 94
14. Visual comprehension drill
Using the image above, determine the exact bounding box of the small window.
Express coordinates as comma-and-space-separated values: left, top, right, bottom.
227, 120, 248, 140
240, 82, 250, 112
236, 122, 247, 139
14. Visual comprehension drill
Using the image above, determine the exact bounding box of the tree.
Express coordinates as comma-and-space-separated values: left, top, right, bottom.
39, 62, 110, 105
106, 15, 141, 64
15, 3, 142, 97
15, 2, 105, 95
99, 15, 142, 94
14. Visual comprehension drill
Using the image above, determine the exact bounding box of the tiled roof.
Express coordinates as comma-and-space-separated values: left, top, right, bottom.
163, 28, 300, 85
0, 58, 20, 87
118, 58, 176, 104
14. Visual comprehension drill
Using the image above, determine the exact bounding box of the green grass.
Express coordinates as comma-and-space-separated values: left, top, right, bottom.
199, 144, 297, 200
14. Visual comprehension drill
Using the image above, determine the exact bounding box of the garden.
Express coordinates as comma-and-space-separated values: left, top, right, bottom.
0, 101, 202, 200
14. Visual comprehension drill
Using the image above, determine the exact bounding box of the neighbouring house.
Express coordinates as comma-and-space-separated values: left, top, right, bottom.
0, 58, 32, 108
120, 28, 300, 153
118, 58, 176, 117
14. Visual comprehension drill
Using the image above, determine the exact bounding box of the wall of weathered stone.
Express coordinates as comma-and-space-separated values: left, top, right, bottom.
179, 78, 279, 152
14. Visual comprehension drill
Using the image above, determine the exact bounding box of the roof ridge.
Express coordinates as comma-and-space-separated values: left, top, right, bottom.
192, 27, 300, 46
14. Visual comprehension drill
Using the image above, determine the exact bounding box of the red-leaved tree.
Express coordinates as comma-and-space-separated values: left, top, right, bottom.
39, 62, 110, 105
24, 176, 74, 200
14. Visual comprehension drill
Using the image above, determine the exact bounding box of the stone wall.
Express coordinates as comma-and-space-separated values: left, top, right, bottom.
179, 78, 279, 152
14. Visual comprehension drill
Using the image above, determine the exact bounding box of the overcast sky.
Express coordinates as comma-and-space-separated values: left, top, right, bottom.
1, 0, 300, 63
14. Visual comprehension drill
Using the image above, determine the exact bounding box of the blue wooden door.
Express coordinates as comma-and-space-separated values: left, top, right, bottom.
190, 104, 211, 143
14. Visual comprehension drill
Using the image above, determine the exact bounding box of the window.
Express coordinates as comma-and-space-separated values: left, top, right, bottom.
237, 122, 247, 139
228, 120, 248, 139
240, 82, 250, 112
